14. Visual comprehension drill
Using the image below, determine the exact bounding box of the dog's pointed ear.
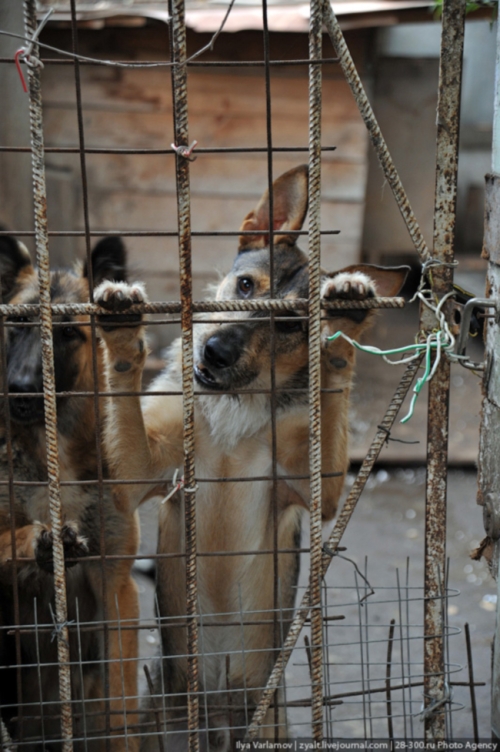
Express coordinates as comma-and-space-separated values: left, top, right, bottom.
84, 236, 128, 287
340, 264, 410, 297
238, 164, 309, 252
0, 234, 34, 302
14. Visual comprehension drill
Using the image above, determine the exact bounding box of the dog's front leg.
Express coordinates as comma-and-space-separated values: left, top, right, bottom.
0, 521, 88, 577
277, 271, 378, 521
106, 575, 140, 752
95, 282, 165, 511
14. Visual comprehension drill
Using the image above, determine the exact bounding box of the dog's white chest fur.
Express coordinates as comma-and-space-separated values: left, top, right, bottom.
197, 391, 270, 451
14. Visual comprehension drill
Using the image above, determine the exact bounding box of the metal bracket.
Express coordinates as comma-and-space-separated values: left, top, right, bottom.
454, 297, 497, 370
484, 493, 500, 540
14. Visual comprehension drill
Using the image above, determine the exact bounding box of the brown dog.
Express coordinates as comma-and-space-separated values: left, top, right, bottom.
0, 236, 140, 751
95, 165, 408, 750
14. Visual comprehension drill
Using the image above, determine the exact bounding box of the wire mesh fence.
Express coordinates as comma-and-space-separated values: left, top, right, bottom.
0, 0, 484, 748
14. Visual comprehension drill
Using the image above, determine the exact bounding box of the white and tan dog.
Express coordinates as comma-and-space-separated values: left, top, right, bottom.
95, 165, 407, 750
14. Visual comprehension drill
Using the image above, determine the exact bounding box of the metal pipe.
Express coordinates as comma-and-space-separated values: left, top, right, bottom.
422, 0, 464, 741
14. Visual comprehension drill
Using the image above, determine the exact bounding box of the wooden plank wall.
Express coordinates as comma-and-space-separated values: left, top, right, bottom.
36, 24, 371, 351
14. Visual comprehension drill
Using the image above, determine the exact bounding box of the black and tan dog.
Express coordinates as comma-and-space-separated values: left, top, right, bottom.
95, 165, 408, 750
0, 236, 140, 751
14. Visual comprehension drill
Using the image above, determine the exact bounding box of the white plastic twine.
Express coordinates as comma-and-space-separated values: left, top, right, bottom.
327, 289, 463, 424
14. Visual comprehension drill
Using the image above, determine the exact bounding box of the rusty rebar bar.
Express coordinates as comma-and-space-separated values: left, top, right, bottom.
0, 296, 405, 318
246, 357, 422, 739
322, 0, 430, 264
24, 1, 73, 748
68, 1, 113, 743
308, 0, 325, 740
422, 0, 464, 741
385, 619, 396, 742
464, 623, 479, 743
169, 0, 199, 747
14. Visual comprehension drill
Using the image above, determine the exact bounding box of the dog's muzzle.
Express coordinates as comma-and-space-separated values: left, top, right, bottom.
194, 332, 243, 390
8, 380, 44, 424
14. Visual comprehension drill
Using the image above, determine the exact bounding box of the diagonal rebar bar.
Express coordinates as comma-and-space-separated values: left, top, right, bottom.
322, 0, 430, 265
246, 356, 422, 739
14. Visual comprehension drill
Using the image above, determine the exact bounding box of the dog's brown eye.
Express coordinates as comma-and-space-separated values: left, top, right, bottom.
61, 326, 79, 340
237, 277, 254, 298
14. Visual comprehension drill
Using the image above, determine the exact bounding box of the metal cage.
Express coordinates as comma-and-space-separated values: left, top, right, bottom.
0, 0, 485, 749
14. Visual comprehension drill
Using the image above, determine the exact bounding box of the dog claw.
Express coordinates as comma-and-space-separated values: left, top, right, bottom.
323, 272, 375, 302
95, 281, 147, 330
35, 524, 89, 574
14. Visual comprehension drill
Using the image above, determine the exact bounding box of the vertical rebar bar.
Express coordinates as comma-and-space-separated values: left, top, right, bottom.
308, 0, 324, 740
67, 3, 112, 744
168, 0, 199, 747
0, 311, 24, 741
33, 598, 47, 750
396, 569, 408, 739
464, 623, 479, 743
385, 619, 395, 742
23, 1, 73, 748
422, 0, 464, 741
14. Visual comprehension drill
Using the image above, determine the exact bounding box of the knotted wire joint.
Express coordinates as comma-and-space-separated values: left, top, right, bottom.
171, 140, 198, 162
49, 603, 75, 649
377, 425, 420, 446
417, 682, 452, 721
14, 7, 54, 92
161, 468, 199, 503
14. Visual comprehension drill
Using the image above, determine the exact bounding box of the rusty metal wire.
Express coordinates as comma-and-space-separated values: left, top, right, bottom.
24, 1, 73, 748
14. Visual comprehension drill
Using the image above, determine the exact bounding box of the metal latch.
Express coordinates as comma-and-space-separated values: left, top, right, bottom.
454, 297, 497, 370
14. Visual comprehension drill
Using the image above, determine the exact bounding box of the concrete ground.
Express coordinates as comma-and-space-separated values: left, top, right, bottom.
135, 468, 493, 740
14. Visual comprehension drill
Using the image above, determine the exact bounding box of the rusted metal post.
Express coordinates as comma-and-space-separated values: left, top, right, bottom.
23, 0, 74, 749
478, 11, 500, 741
308, 0, 324, 740
422, 0, 464, 741
169, 0, 200, 747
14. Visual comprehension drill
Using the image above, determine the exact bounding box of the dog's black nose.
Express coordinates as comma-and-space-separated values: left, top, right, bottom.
8, 379, 37, 395
204, 335, 240, 369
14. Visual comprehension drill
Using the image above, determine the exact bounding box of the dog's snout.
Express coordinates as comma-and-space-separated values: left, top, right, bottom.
204, 334, 240, 370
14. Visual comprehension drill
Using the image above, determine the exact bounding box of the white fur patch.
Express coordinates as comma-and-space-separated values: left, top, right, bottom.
94, 280, 148, 305
321, 271, 375, 298
197, 391, 270, 451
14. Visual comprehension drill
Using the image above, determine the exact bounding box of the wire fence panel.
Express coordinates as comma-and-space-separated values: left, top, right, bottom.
0, 0, 485, 748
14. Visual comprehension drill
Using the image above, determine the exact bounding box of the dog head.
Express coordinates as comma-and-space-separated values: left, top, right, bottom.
192, 166, 408, 447
0, 235, 127, 426
194, 165, 311, 399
